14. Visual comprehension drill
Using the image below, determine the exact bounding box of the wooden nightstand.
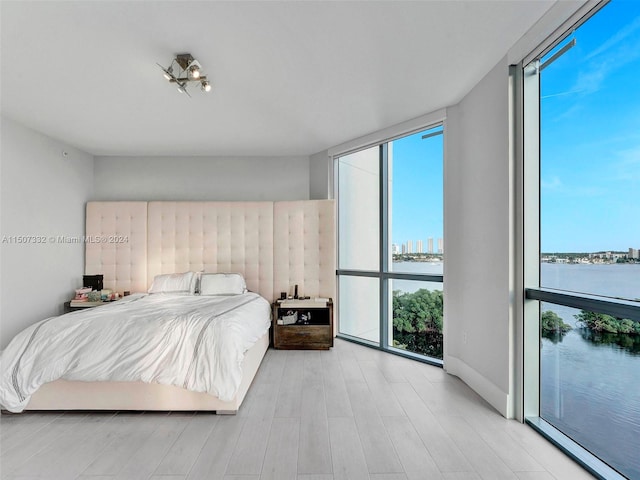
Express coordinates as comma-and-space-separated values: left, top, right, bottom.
63, 300, 109, 313
272, 300, 333, 350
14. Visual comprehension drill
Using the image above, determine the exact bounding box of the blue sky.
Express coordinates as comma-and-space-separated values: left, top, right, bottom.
390, 126, 443, 248
541, 0, 640, 252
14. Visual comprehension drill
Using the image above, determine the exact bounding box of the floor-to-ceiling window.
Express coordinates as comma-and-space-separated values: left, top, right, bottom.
523, 2, 640, 478
337, 124, 444, 363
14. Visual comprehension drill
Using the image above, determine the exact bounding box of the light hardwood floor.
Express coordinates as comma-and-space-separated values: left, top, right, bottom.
0, 339, 595, 480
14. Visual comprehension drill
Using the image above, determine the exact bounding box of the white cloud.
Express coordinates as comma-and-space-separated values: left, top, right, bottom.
572, 62, 609, 94
585, 15, 640, 61
541, 176, 562, 190
610, 145, 640, 182
548, 14, 640, 97
542, 175, 608, 198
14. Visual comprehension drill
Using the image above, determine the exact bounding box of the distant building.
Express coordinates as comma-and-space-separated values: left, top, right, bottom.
407, 240, 413, 254
392, 244, 400, 255
401, 243, 407, 254
630, 247, 639, 259
428, 237, 434, 254
437, 237, 444, 254
416, 240, 423, 254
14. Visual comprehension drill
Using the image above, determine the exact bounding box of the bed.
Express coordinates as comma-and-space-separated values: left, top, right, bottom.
0, 200, 336, 414
1, 288, 271, 413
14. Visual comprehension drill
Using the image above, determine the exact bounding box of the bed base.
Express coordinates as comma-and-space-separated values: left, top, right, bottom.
21, 332, 269, 414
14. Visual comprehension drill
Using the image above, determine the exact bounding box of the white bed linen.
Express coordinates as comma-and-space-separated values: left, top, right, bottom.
0, 292, 270, 413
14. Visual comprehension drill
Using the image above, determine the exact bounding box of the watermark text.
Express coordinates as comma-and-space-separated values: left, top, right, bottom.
2, 235, 129, 245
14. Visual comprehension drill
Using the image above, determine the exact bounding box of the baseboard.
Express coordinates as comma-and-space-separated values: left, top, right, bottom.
444, 355, 512, 418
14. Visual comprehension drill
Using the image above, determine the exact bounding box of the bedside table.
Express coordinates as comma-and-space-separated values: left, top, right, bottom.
63, 300, 110, 313
272, 300, 333, 350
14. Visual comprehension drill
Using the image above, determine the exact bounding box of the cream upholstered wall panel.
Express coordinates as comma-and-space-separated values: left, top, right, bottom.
85, 202, 148, 294
147, 202, 274, 301
274, 200, 336, 299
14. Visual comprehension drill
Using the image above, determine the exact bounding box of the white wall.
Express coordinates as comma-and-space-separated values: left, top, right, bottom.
444, 56, 514, 417
309, 150, 330, 200
93, 156, 310, 201
0, 118, 94, 349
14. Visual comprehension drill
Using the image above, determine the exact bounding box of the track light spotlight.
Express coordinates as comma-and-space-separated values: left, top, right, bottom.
201, 80, 212, 92
189, 64, 201, 79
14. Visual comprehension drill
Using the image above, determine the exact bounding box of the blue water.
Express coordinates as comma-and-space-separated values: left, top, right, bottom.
542, 262, 640, 301
541, 263, 640, 479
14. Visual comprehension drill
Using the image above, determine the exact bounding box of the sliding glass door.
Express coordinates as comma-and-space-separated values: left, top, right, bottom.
337, 125, 444, 363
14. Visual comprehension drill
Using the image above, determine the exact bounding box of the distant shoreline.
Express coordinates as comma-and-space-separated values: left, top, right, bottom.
541, 258, 639, 265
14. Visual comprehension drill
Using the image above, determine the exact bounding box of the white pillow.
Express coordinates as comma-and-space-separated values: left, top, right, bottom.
199, 273, 247, 296
148, 272, 197, 295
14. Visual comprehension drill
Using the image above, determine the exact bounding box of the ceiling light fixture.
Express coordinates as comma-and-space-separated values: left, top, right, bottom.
157, 53, 211, 96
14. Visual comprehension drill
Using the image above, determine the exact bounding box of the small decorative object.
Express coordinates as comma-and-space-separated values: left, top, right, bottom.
294, 284, 299, 299
87, 291, 101, 302
280, 311, 298, 325
100, 289, 112, 301
124, 291, 131, 296
280, 292, 286, 300
74, 287, 93, 300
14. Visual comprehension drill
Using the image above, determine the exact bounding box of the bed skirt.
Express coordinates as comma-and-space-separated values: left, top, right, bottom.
20, 332, 270, 414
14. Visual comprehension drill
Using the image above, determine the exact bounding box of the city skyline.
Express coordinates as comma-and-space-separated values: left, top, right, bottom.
393, 236, 444, 255
542, 245, 640, 255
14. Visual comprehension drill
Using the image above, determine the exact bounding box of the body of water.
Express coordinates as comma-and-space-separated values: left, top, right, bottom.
541, 263, 640, 479
542, 262, 640, 301
391, 261, 443, 294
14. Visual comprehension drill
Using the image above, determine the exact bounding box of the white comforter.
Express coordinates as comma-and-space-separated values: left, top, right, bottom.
0, 292, 271, 413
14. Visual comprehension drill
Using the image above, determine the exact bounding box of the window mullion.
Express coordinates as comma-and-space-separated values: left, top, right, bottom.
380, 143, 389, 349
523, 58, 541, 420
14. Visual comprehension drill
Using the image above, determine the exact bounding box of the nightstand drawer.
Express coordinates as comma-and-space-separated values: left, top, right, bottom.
275, 325, 332, 349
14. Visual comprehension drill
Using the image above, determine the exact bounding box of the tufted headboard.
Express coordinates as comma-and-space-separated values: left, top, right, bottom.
85, 200, 335, 302
85, 202, 148, 294
147, 201, 274, 300
273, 200, 335, 301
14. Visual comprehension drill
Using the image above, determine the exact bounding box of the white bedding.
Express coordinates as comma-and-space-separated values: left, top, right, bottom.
0, 292, 271, 413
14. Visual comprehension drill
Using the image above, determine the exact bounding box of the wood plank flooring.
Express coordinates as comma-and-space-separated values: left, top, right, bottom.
0, 339, 595, 480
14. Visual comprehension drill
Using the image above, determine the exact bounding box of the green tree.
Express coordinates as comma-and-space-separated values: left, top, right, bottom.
392, 289, 443, 334
541, 310, 572, 335
540, 310, 573, 335
391, 289, 444, 358
575, 311, 640, 335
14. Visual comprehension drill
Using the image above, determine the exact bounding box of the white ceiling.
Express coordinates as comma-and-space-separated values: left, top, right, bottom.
1, 1, 556, 157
